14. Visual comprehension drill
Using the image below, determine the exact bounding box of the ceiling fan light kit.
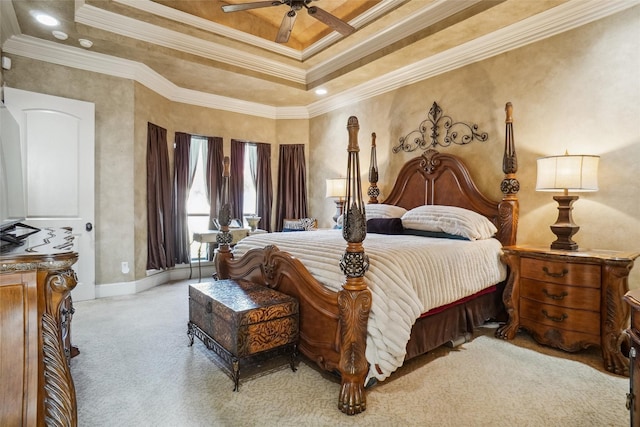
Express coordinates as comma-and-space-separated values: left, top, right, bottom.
222, 0, 355, 44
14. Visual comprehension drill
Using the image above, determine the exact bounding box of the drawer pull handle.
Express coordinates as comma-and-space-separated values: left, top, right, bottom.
542, 289, 568, 300
541, 310, 567, 323
542, 267, 568, 278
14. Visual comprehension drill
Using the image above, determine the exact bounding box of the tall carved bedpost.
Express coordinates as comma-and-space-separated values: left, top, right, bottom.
338, 116, 371, 415
367, 132, 379, 204
498, 102, 519, 246
214, 156, 233, 279
496, 102, 520, 341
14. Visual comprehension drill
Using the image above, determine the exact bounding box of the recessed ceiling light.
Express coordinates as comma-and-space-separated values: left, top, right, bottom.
52, 30, 68, 40
79, 39, 93, 48
315, 88, 328, 95
33, 12, 59, 27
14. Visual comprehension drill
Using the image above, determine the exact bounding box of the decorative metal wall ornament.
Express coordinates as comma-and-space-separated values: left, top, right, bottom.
393, 101, 489, 153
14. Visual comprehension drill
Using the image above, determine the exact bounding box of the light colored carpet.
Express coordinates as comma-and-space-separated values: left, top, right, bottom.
70, 280, 629, 427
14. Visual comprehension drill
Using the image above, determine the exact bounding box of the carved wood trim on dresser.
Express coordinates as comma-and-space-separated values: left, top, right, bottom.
1, 228, 79, 426
624, 289, 640, 426
496, 245, 639, 376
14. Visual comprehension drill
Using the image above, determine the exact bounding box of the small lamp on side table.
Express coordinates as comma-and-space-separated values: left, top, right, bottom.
326, 178, 347, 227
536, 152, 599, 251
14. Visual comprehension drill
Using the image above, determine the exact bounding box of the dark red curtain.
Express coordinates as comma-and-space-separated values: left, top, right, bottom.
205, 136, 224, 228
172, 132, 192, 264
230, 139, 245, 220
256, 143, 273, 232
275, 144, 308, 231
147, 122, 175, 270
205, 136, 224, 260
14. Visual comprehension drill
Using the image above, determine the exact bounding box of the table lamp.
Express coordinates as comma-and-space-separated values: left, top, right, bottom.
326, 178, 347, 226
536, 153, 599, 251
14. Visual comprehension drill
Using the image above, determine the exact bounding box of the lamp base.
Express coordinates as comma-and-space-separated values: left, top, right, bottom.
333, 199, 345, 225
549, 194, 580, 251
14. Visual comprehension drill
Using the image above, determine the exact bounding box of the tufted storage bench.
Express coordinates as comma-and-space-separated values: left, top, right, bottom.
187, 279, 299, 391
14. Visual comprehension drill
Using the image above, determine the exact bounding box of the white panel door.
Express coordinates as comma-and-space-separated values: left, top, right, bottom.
5, 87, 95, 301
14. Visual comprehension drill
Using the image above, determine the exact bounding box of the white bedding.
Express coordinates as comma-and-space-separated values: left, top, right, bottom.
233, 229, 506, 383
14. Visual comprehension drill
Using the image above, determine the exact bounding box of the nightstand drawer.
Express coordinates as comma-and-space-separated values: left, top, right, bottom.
520, 258, 600, 288
520, 278, 600, 311
520, 298, 600, 336
519, 318, 601, 352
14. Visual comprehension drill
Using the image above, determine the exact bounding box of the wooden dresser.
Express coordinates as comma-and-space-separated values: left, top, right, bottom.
496, 245, 639, 376
0, 227, 79, 426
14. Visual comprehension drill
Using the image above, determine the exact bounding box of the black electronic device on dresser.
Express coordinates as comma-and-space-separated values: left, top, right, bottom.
0, 222, 40, 251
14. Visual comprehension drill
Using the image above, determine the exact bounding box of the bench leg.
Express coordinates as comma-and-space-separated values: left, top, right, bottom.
290, 344, 298, 372
187, 322, 194, 346
232, 358, 240, 392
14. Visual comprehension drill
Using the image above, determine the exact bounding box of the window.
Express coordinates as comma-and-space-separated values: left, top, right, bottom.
186, 136, 209, 260
243, 143, 257, 216
185, 139, 259, 260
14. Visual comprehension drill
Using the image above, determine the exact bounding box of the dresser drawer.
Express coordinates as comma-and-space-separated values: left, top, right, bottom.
520, 298, 600, 336
520, 257, 601, 288
520, 278, 600, 311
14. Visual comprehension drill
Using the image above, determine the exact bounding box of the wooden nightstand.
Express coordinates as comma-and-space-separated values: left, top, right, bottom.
623, 289, 640, 424
496, 245, 639, 375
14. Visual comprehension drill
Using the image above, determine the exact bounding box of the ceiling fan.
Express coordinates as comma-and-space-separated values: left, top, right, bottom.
221, 0, 356, 44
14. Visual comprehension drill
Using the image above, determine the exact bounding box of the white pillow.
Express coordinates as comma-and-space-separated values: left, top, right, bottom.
401, 205, 497, 240
365, 204, 407, 221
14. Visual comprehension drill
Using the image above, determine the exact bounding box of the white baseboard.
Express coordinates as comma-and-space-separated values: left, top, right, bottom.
95, 262, 216, 298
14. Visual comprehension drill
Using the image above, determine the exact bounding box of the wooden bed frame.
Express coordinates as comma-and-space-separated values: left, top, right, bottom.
215, 103, 519, 415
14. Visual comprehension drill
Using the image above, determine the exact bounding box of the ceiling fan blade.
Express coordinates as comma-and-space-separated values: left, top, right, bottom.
221, 1, 282, 13
276, 10, 297, 44
306, 6, 355, 36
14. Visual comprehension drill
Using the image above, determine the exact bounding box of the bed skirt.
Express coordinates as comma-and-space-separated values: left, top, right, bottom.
404, 281, 506, 361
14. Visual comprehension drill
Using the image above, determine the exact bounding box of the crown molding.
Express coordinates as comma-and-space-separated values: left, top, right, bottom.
4, 0, 638, 120
111, 0, 403, 63
75, 3, 307, 84
86, 0, 465, 85
306, 0, 479, 83
1, 35, 308, 119
111, 0, 302, 61
299, 0, 408, 60
0, 0, 21, 42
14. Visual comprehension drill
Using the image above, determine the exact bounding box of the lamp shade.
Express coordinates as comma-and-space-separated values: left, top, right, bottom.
326, 178, 347, 199
536, 154, 599, 192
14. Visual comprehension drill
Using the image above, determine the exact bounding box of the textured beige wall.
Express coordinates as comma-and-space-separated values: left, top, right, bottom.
309, 7, 640, 288
2, 57, 137, 285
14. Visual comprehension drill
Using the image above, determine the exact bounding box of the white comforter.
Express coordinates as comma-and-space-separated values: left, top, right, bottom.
233, 229, 506, 382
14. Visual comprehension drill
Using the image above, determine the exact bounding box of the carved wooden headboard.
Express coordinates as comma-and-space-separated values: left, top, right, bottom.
368, 102, 519, 246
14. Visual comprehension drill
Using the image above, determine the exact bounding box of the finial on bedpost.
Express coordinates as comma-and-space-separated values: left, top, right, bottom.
338, 116, 371, 415
498, 102, 519, 246
215, 156, 233, 279
367, 132, 379, 204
